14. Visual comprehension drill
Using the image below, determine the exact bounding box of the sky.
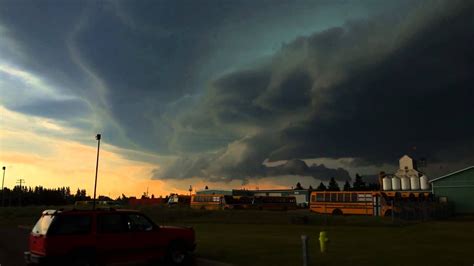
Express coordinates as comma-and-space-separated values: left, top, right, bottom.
0, 0, 473, 198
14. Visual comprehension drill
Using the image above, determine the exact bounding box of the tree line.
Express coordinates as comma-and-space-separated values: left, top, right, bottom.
296, 174, 380, 192
0, 186, 96, 207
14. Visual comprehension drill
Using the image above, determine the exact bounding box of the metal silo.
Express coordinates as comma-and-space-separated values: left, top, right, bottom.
382, 176, 392, 191
401, 177, 411, 190
410, 176, 420, 190
420, 175, 430, 190
391, 176, 401, 191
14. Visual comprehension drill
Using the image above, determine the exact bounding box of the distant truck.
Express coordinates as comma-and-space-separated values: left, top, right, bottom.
24, 208, 196, 265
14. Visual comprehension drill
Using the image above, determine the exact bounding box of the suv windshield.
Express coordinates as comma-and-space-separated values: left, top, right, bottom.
32, 214, 55, 235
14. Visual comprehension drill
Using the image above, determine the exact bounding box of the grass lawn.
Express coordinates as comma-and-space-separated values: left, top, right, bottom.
192, 222, 474, 266
1, 206, 473, 266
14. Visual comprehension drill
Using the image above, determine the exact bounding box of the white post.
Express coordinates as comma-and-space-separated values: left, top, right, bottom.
301, 235, 309, 266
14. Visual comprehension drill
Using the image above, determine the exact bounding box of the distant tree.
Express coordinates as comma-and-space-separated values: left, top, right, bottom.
352, 174, 366, 191
327, 177, 340, 191
316, 182, 327, 191
343, 180, 351, 191
308, 185, 314, 191
75, 188, 81, 200
205, 185, 208, 190
295, 182, 304, 190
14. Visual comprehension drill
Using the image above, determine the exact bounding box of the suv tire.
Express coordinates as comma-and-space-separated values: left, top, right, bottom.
166, 241, 190, 265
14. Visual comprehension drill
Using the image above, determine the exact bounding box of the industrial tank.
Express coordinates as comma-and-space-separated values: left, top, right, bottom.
401, 177, 410, 190
410, 176, 420, 190
391, 176, 401, 191
382, 176, 392, 191
420, 175, 430, 190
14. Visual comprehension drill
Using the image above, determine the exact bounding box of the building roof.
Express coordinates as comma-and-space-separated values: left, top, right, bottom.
429, 166, 474, 183
196, 189, 232, 195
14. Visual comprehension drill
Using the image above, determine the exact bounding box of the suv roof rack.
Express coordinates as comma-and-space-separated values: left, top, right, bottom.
42, 209, 62, 215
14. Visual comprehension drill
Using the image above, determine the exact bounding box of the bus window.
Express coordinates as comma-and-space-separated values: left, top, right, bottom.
337, 194, 343, 202
351, 193, 358, 202
330, 193, 337, 202
344, 193, 350, 202
316, 194, 324, 202
311, 195, 316, 202
357, 194, 372, 202
324, 193, 330, 202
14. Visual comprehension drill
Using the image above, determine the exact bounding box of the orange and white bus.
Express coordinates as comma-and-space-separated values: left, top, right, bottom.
309, 191, 387, 216
190, 194, 225, 210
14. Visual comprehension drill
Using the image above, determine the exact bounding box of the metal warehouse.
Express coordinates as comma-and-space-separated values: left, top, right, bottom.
429, 166, 474, 214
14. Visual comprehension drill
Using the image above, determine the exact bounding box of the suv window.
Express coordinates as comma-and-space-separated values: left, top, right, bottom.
48, 215, 92, 236
32, 214, 55, 235
127, 214, 154, 232
97, 214, 129, 233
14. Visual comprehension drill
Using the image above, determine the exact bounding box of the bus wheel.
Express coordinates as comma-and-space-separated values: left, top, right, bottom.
384, 209, 392, 217
332, 209, 343, 216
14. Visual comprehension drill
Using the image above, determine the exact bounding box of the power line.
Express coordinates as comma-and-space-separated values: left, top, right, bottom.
16, 178, 25, 207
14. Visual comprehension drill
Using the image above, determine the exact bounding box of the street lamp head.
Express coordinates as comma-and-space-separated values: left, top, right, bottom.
96, 134, 101, 140
2, 166, 5, 170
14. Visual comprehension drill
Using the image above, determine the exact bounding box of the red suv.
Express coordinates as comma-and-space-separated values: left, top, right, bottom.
24, 209, 196, 265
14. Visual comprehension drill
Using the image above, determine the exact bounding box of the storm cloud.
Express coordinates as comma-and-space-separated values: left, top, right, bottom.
0, 1, 472, 183
155, 0, 474, 180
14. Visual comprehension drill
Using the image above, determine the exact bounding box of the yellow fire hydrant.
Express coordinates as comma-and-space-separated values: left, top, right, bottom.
319, 231, 329, 253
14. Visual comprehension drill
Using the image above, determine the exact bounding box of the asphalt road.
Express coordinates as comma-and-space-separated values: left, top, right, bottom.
0, 226, 231, 266
0, 226, 29, 266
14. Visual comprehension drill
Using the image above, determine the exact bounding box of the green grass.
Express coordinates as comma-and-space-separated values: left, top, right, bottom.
1, 206, 473, 266
192, 222, 474, 266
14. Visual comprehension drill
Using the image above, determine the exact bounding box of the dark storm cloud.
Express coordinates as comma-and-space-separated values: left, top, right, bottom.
266, 160, 351, 181
1, 0, 472, 182
8, 98, 90, 120
271, 2, 474, 164
155, 0, 474, 181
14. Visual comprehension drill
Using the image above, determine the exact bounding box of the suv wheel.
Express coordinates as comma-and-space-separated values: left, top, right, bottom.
166, 241, 189, 265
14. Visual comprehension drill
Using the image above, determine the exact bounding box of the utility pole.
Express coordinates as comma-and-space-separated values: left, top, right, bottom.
92, 134, 101, 210
1, 166, 5, 207
188, 185, 193, 197
16, 179, 25, 207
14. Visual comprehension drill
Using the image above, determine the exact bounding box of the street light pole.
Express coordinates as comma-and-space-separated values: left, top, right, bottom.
92, 134, 101, 210
1, 166, 5, 207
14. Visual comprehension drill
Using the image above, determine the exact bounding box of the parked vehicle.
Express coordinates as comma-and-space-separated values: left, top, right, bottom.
190, 194, 225, 210
24, 208, 195, 265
